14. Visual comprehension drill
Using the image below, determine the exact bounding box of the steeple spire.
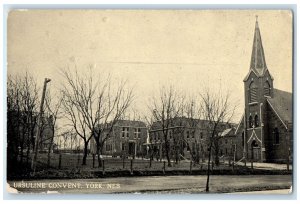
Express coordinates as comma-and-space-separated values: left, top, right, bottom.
250, 16, 267, 75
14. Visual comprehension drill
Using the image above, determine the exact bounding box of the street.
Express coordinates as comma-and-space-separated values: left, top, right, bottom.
8, 175, 292, 194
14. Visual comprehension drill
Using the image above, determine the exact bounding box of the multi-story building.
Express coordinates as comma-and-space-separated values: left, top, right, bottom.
90, 120, 148, 158
149, 117, 233, 161
218, 127, 244, 162
235, 19, 293, 163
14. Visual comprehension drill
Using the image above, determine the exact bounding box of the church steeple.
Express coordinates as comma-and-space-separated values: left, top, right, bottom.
250, 16, 267, 75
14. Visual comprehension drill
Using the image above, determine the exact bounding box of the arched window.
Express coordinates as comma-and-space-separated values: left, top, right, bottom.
249, 82, 258, 103
249, 115, 253, 128
264, 81, 271, 96
274, 128, 279, 144
254, 115, 259, 127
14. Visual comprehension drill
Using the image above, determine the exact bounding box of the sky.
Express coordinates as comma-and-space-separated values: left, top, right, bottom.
7, 10, 293, 125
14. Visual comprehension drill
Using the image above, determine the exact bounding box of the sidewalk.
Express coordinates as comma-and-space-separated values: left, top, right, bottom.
236, 161, 292, 171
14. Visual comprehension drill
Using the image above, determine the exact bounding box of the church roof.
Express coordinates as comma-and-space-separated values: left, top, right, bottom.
267, 89, 293, 128
250, 18, 267, 76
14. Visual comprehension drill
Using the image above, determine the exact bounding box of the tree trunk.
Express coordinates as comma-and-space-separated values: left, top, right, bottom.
26, 138, 30, 165
214, 154, 219, 166
20, 127, 26, 164
82, 141, 88, 165
175, 145, 179, 164
96, 140, 102, 167
213, 139, 220, 166
20, 143, 24, 164
195, 144, 200, 164
206, 142, 213, 192
164, 138, 171, 167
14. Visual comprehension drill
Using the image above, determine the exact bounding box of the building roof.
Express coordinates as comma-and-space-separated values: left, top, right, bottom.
114, 120, 147, 128
219, 128, 236, 137
267, 88, 293, 128
95, 120, 147, 130
150, 117, 235, 131
250, 18, 267, 76
234, 113, 245, 135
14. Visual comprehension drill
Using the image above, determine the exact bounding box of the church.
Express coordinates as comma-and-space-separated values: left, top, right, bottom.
234, 18, 293, 163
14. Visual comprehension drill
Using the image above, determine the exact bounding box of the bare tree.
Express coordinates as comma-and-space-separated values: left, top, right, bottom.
199, 89, 236, 192
69, 131, 77, 151
7, 75, 22, 166
61, 67, 133, 166
61, 69, 95, 165
183, 96, 202, 164
7, 73, 39, 167
149, 86, 185, 167
60, 131, 70, 150
92, 79, 133, 167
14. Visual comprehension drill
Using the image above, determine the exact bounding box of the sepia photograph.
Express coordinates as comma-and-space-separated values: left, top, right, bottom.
6, 9, 293, 195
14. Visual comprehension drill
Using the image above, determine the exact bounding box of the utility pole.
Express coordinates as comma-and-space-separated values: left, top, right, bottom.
31, 78, 51, 175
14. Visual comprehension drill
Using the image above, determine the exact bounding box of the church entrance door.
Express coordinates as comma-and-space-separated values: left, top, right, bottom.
251, 140, 260, 162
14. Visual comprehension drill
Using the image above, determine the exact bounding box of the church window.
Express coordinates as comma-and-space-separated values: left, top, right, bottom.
249, 82, 258, 103
264, 81, 271, 96
249, 115, 253, 128
254, 115, 259, 127
274, 128, 279, 144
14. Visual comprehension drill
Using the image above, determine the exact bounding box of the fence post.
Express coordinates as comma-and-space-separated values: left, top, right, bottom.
123, 156, 125, 169
102, 160, 105, 176
92, 154, 95, 168
130, 159, 133, 174
190, 160, 193, 174
58, 154, 62, 169
163, 161, 166, 175
149, 158, 152, 168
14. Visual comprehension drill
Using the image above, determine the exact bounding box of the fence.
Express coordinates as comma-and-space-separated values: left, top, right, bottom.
35, 152, 240, 173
